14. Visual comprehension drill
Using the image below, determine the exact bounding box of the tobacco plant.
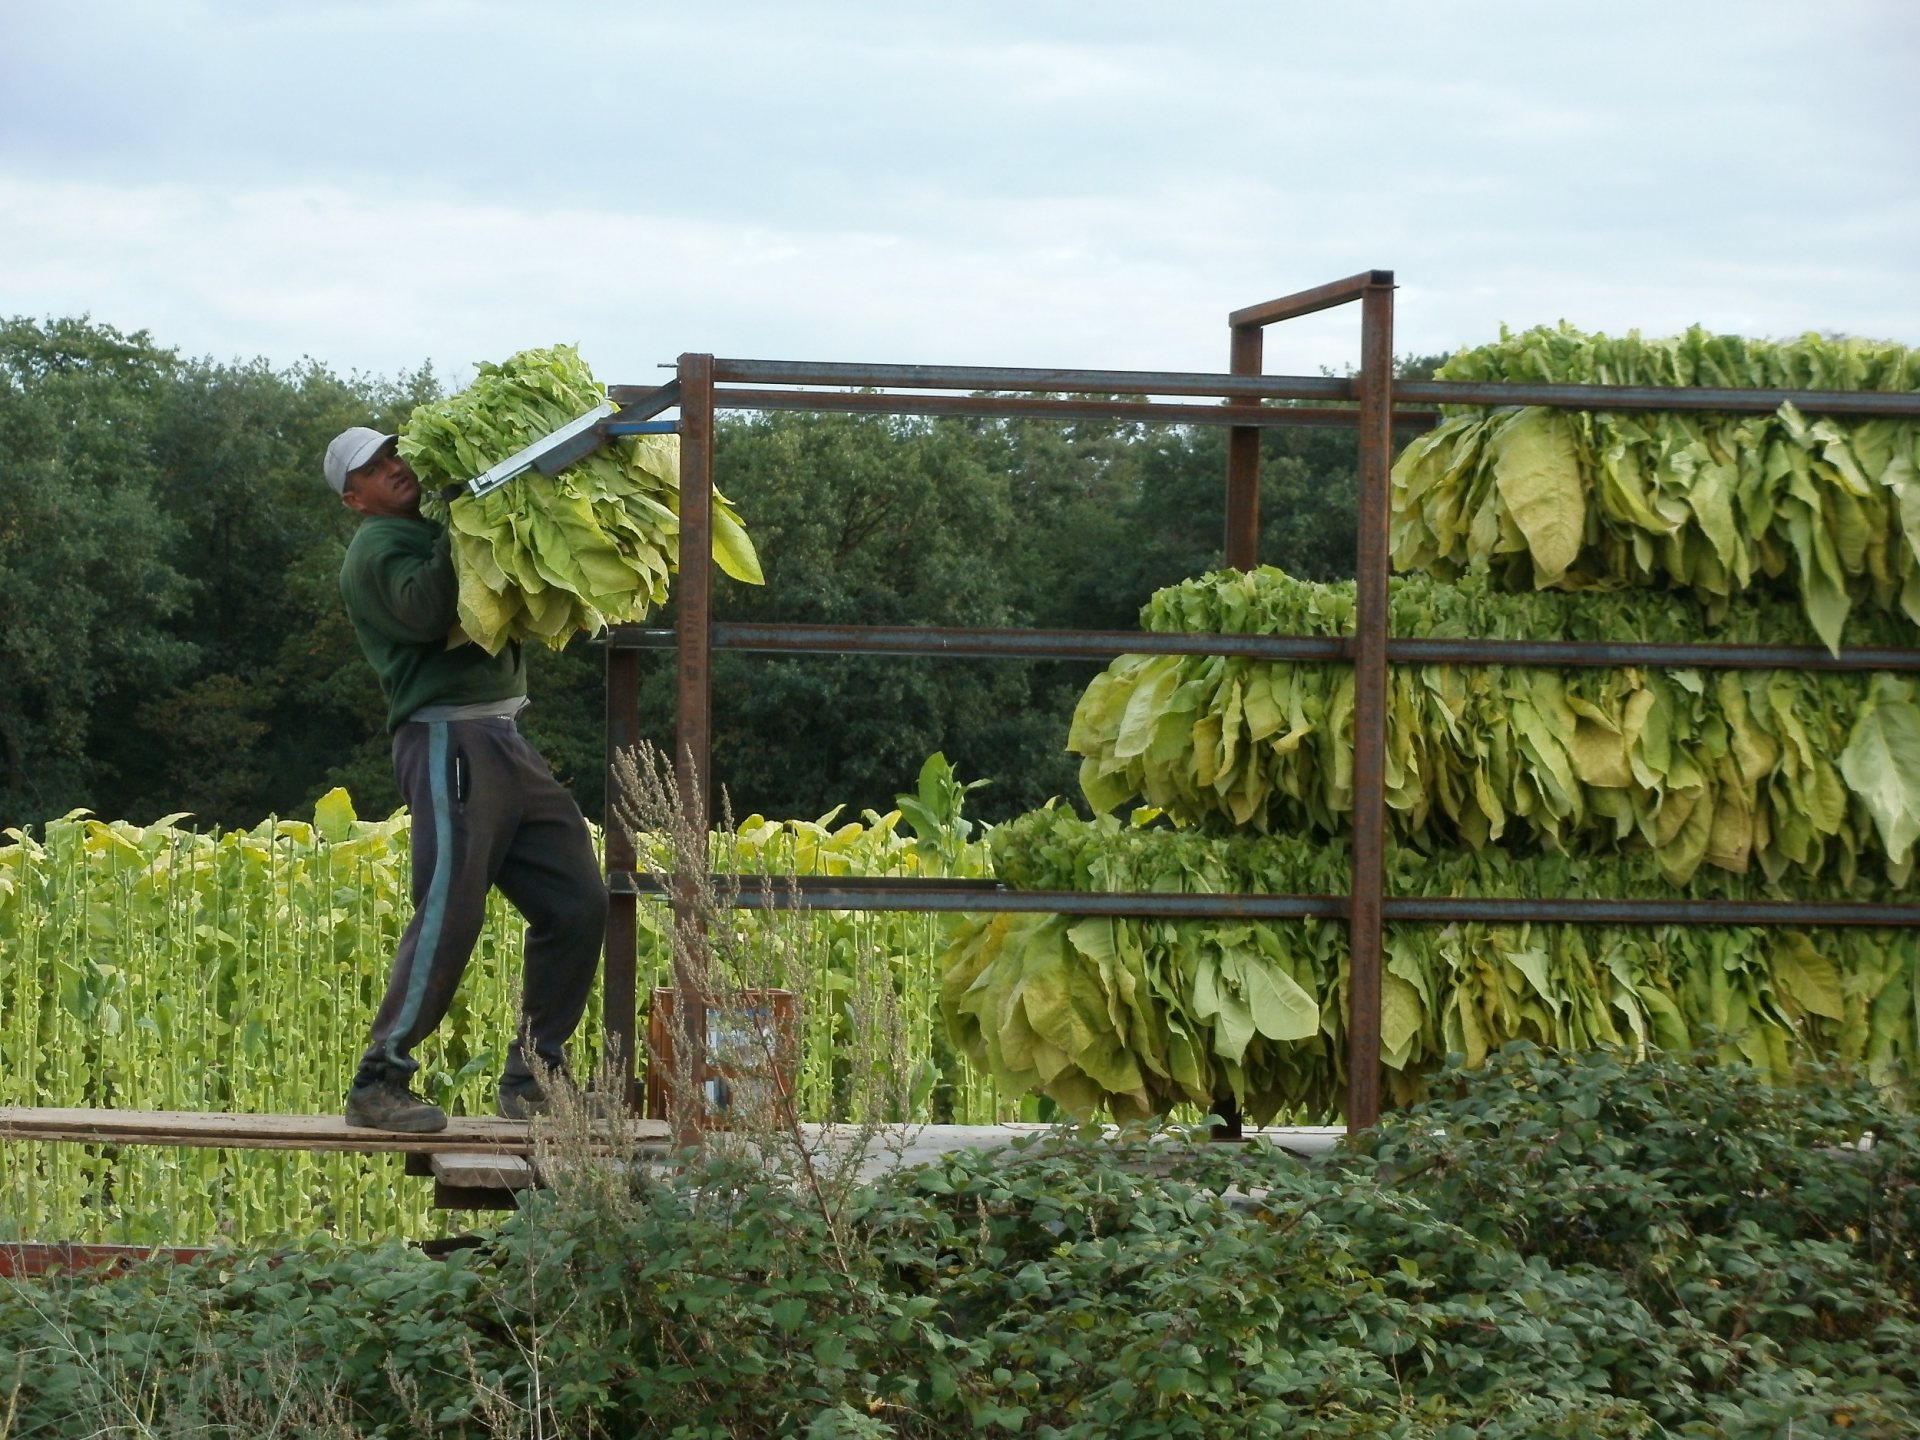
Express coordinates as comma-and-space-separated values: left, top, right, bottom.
0, 778, 1004, 1246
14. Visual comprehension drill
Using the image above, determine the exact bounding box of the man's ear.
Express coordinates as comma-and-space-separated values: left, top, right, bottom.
341, 487, 366, 514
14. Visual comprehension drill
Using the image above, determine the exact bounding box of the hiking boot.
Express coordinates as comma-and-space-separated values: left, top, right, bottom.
345, 1076, 448, 1133
497, 1076, 622, 1121
496, 1081, 550, 1120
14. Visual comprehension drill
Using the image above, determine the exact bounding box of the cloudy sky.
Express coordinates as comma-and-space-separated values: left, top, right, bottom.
4, 0, 1916, 391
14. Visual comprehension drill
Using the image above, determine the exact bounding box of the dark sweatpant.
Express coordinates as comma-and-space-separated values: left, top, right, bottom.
354, 715, 608, 1093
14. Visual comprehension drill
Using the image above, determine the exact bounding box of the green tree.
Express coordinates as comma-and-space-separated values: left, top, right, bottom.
61, 355, 439, 828
0, 318, 195, 828
680, 410, 1043, 819
0, 322, 1442, 834
127, 356, 441, 826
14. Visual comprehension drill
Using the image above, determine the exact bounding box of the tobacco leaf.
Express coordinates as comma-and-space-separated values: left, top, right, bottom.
400, 344, 762, 653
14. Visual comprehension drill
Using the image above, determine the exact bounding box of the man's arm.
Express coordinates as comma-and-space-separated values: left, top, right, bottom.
351, 527, 460, 644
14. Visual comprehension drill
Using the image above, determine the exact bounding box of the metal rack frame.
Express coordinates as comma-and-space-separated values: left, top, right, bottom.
600, 270, 1920, 1134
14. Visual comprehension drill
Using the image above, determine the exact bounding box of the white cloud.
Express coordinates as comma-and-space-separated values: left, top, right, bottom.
7, 162, 1917, 398
2, 0, 1915, 389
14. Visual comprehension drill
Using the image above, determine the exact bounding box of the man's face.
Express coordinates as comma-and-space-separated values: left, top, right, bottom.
341, 441, 422, 518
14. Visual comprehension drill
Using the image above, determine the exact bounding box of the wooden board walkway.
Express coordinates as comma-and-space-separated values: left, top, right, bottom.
0, 1107, 1346, 1216
0, 1106, 669, 1155
0, 1118, 1352, 1276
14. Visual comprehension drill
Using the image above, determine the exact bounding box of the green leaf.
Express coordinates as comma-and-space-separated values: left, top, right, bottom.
1839, 681, 1920, 863
1490, 409, 1585, 586
1772, 934, 1846, 1022
313, 786, 357, 842
400, 344, 762, 652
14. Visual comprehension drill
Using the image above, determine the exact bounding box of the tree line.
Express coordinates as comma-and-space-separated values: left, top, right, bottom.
0, 315, 1434, 834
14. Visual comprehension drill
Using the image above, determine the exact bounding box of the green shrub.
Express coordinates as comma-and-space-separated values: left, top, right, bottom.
1, 1046, 1915, 1437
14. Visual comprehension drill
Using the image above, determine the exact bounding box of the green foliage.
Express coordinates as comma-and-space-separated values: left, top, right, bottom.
937, 806, 1919, 1122
0, 801, 544, 1245
686, 408, 1059, 821
401, 344, 762, 654
2, 1049, 1912, 1436
892, 751, 990, 872
123, 351, 438, 826
0, 317, 196, 821
0, 316, 438, 832
0, 316, 1383, 833
1392, 324, 1920, 652
1071, 566, 1920, 887
0, 786, 1008, 1245
1352, 1044, 1920, 1435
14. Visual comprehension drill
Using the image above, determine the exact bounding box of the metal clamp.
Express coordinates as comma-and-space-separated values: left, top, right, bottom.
465, 400, 618, 499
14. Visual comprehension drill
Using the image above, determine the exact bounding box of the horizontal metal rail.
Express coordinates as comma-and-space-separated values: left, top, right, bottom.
611, 363, 1920, 421
1394, 636, 1920, 671
604, 621, 1920, 672
614, 874, 1341, 918
1398, 378, 1920, 418
609, 623, 1344, 662
690, 361, 1358, 401
709, 386, 1438, 430
612, 874, 1920, 927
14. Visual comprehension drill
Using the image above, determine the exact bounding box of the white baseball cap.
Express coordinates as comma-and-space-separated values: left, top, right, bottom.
323, 427, 396, 495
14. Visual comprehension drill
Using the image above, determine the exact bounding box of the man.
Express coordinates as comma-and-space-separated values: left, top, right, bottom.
323, 425, 608, 1132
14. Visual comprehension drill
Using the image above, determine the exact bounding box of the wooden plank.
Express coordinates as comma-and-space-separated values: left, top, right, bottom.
434, 1180, 522, 1211
0, 1107, 669, 1155
429, 1152, 537, 1192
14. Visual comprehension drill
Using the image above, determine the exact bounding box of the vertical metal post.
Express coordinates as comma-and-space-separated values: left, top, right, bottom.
1346, 276, 1395, 1134
1224, 324, 1263, 570
603, 646, 640, 1111
673, 352, 716, 1142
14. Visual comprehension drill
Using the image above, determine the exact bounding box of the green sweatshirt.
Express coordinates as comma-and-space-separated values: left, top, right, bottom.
340, 516, 527, 731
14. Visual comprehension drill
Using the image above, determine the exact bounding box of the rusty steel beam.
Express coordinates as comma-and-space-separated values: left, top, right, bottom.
674, 357, 715, 841
709, 386, 1427, 430
1385, 896, 1920, 926
605, 622, 1920, 674
671, 353, 718, 1143
608, 622, 1346, 662
610, 874, 1920, 928
614, 874, 1344, 918
1392, 637, 1920, 671
1230, 271, 1395, 329
1346, 276, 1396, 1134
603, 646, 642, 1110
709, 357, 1359, 401
1398, 378, 1920, 418
1225, 323, 1264, 570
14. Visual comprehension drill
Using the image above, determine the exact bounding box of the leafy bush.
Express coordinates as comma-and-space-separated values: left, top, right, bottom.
2, 1046, 1914, 1436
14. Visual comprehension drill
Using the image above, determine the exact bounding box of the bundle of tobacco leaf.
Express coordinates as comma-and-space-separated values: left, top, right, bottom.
1391, 325, 1920, 653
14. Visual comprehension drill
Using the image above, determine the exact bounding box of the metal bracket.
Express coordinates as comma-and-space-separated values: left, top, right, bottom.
466, 400, 618, 499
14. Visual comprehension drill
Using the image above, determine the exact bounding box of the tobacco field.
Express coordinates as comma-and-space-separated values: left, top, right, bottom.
0, 787, 1001, 1247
